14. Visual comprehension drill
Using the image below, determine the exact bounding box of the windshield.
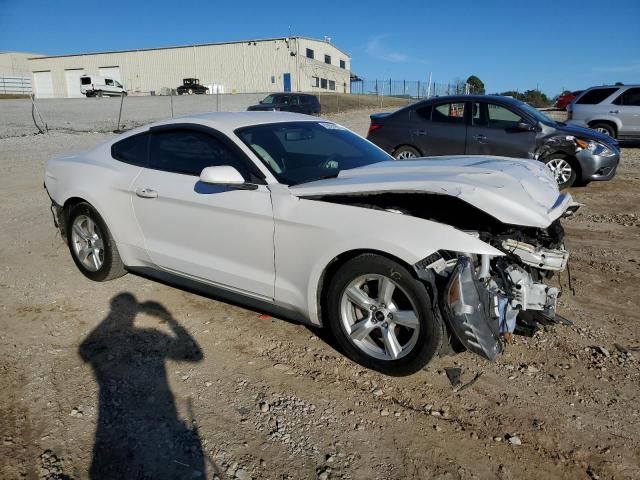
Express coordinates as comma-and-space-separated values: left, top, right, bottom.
516, 101, 556, 125
261, 95, 276, 104
236, 121, 392, 185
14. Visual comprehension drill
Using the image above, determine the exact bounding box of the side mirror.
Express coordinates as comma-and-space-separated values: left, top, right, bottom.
199, 166, 245, 185
259, 100, 264, 104
517, 122, 535, 131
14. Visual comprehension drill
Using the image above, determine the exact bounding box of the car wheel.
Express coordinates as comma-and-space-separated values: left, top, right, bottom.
66, 203, 126, 282
393, 145, 421, 160
188, 88, 193, 95
326, 254, 444, 376
544, 154, 577, 189
591, 122, 616, 138
96, 90, 103, 98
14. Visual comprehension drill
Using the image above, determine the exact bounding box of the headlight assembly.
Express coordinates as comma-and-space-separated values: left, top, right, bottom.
575, 139, 616, 157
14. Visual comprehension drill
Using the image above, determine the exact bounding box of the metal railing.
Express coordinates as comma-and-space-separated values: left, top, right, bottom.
350, 79, 479, 99
0, 76, 32, 94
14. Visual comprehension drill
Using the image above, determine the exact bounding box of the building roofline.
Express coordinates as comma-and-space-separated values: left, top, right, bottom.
27, 36, 350, 60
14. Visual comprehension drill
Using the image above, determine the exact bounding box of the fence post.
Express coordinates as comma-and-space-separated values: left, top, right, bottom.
389, 79, 392, 96
170, 91, 174, 118
114, 92, 125, 132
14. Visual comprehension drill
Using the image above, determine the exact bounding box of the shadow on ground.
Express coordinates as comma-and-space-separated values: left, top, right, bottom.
79, 292, 216, 479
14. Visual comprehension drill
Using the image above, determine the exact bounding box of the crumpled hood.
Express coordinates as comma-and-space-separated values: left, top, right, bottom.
290, 156, 573, 228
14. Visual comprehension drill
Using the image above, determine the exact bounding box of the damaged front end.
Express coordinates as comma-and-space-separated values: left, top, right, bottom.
416, 219, 571, 362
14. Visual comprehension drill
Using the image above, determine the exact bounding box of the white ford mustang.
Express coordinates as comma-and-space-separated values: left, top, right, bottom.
45, 112, 578, 375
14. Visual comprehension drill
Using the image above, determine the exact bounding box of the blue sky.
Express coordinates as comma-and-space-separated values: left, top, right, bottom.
1, 0, 638, 95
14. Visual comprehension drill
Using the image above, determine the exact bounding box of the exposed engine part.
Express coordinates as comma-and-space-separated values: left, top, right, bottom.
504, 264, 558, 315
501, 239, 569, 271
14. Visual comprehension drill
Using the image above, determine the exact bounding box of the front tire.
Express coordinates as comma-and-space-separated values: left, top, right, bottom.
326, 254, 444, 376
544, 154, 577, 189
393, 145, 421, 160
66, 203, 126, 282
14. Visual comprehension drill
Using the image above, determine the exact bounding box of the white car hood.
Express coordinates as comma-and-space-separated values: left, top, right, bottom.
290, 156, 572, 228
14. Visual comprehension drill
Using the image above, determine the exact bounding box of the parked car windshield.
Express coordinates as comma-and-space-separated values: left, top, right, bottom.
236, 121, 392, 185
261, 95, 276, 104
515, 101, 556, 126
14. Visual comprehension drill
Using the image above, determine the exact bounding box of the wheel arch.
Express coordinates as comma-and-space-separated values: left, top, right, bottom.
392, 144, 422, 157
587, 119, 618, 136
314, 248, 423, 328
544, 151, 583, 179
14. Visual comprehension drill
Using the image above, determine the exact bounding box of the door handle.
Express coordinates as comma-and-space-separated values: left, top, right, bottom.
609, 110, 619, 114
415, 129, 427, 136
473, 134, 487, 142
135, 188, 158, 199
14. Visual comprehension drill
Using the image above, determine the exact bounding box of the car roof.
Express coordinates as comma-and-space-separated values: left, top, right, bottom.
421, 94, 523, 104
152, 111, 320, 130
583, 84, 640, 89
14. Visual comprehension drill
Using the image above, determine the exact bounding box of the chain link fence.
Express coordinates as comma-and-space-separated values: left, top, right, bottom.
350, 80, 480, 99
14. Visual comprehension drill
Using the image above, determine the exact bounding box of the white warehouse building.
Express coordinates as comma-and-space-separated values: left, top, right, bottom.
27, 37, 351, 99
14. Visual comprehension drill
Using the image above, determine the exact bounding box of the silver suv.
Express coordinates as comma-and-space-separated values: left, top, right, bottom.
568, 85, 640, 140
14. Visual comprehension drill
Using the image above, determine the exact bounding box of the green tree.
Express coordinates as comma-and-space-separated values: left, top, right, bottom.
466, 75, 485, 94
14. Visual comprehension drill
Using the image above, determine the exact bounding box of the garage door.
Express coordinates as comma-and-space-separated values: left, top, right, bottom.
33, 71, 54, 98
99, 66, 121, 82
65, 69, 85, 98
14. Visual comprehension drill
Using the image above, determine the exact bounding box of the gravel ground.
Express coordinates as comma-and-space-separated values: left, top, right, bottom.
1, 108, 639, 479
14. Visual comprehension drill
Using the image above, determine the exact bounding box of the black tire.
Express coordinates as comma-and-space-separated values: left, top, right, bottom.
543, 154, 577, 189
590, 122, 616, 138
393, 145, 421, 160
66, 203, 126, 282
326, 254, 444, 376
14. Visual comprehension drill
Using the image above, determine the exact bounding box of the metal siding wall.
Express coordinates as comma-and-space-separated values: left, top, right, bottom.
27, 38, 350, 97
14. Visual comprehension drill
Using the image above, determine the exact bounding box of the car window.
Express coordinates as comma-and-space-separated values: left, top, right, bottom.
289, 96, 300, 105
111, 132, 149, 167
236, 121, 391, 185
80, 77, 91, 85
105, 79, 113, 86
432, 102, 465, 123
613, 87, 640, 106
414, 105, 432, 120
262, 94, 275, 104
576, 88, 618, 104
475, 103, 525, 128
280, 96, 290, 105
149, 129, 250, 178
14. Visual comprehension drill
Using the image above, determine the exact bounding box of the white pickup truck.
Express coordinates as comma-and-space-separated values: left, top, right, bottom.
80, 75, 127, 97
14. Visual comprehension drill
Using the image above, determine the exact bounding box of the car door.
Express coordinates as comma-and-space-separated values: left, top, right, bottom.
130, 125, 275, 299
411, 101, 468, 155
465, 101, 536, 158
612, 87, 640, 138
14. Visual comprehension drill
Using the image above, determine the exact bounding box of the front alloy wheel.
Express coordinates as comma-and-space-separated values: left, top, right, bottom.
544, 155, 577, 189
326, 254, 444, 375
340, 274, 420, 361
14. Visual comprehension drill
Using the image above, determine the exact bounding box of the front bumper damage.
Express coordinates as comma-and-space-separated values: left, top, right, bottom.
424, 238, 570, 362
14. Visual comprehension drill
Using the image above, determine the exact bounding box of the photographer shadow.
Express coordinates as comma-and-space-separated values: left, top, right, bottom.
79, 292, 207, 480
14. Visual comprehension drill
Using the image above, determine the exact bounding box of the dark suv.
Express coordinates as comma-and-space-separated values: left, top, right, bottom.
367, 95, 620, 188
247, 93, 321, 115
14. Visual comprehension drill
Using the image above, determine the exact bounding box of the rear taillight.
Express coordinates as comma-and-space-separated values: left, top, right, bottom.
367, 122, 382, 136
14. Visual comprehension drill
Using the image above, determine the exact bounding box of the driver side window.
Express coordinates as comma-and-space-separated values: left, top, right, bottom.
474, 103, 525, 129
149, 129, 251, 179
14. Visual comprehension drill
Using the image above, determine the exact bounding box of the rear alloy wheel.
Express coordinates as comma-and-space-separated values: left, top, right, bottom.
393, 145, 420, 160
188, 88, 193, 95
67, 203, 126, 282
544, 154, 577, 189
326, 254, 443, 376
591, 122, 616, 138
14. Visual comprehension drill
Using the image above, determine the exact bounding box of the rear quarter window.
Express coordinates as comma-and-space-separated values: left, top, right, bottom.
111, 132, 149, 167
576, 88, 618, 105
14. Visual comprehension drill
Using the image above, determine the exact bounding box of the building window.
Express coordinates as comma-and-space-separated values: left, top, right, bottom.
306, 48, 314, 59
328, 80, 336, 91
320, 78, 327, 89
271, 76, 275, 84
340, 59, 346, 69
324, 55, 331, 65
312, 77, 319, 88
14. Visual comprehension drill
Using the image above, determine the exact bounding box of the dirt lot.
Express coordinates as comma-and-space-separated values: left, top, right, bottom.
0, 107, 639, 480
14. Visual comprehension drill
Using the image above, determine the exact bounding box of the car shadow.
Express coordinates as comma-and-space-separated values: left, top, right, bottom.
79, 292, 217, 479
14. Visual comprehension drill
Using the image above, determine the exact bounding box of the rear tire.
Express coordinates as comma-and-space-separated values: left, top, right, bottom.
393, 145, 421, 160
543, 154, 577, 189
66, 203, 126, 282
326, 254, 444, 376
590, 122, 616, 138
